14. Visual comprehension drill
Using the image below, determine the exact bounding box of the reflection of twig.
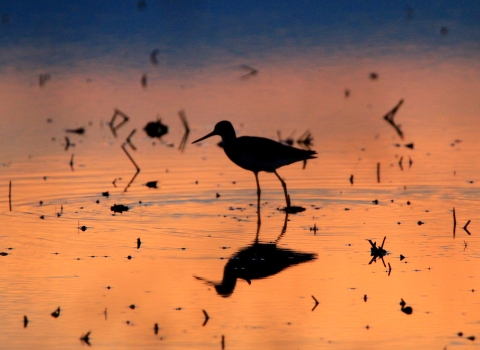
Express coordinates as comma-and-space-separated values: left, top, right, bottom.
463, 220, 471, 235
178, 110, 190, 152
368, 237, 387, 267
453, 207, 456, 238
8, 180, 12, 211
121, 143, 140, 192
383, 99, 404, 139
377, 162, 380, 183
109, 109, 130, 137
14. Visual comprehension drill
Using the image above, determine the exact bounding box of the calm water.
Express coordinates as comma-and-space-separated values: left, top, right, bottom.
1, 2, 480, 349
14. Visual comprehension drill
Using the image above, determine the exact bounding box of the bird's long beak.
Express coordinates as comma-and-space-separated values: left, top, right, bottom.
192, 130, 217, 144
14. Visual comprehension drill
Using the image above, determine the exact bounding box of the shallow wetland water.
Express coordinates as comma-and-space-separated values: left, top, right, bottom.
1, 2, 480, 349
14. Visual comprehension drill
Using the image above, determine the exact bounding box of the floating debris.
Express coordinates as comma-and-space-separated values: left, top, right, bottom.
125, 129, 137, 150
383, 99, 404, 139
463, 220, 471, 235
178, 109, 190, 152
80, 331, 91, 346
154, 323, 159, 334
51, 307, 61, 318
137, 238, 141, 249
69, 154, 74, 171
144, 181, 158, 189
102, 191, 109, 198
344, 89, 350, 98
202, 310, 209, 326
150, 49, 159, 65
129, 304, 136, 310
377, 162, 381, 183
0, 252, 8, 256
240, 64, 258, 79
400, 299, 413, 314
144, 119, 169, 139
109, 109, 130, 137
8, 180, 12, 211
277, 130, 295, 146
121, 144, 140, 192
350, 174, 354, 185
368, 236, 387, 267
65, 127, 85, 135
39, 73, 51, 87
297, 130, 314, 150
404, 143, 414, 149
141, 74, 147, 88
23, 315, 28, 328
369, 72, 378, 80
310, 223, 319, 234
453, 207, 457, 237
111, 204, 129, 214
311, 295, 319, 311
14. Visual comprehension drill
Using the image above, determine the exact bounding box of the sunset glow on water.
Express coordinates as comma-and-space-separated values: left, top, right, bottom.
1, 2, 480, 349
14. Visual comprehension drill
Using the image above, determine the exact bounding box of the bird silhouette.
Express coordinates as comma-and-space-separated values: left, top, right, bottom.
192, 121, 316, 209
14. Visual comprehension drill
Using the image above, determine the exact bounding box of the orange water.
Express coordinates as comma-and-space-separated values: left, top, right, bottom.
1, 53, 480, 349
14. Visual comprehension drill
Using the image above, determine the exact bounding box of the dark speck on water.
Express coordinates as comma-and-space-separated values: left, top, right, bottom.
111, 204, 129, 213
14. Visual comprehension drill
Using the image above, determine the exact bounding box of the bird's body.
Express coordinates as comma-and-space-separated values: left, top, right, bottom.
193, 121, 316, 208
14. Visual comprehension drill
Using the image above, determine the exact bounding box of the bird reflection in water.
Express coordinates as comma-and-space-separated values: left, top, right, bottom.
195, 210, 317, 297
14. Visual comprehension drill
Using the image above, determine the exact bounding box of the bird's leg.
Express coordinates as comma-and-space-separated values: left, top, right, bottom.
254, 172, 261, 226
274, 170, 291, 208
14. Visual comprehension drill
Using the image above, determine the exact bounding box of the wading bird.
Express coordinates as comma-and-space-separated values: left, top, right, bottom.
192, 121, 316, 209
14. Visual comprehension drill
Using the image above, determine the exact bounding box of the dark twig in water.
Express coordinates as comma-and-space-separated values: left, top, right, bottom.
121, 143, 140, 192
202, 309, 209, 326
65, 127, 85, 135
463, 220, 471, 235
311, 295, 319, 311
221, 335, 225, 350
388, 262, 392, 276
398, 156, 403, 170
278, 130, 295, 146
8, 180, 11, 211
109, 109, 130, 137
70, 154, 74, 171
350, 174, 354, 185
178, 110, 190, 152
377, 162, 380, 183
368, 237, 387, 267
80, 331, 91, 346
126, 129, 137, 150
64, 136, 72, 151
154, 323, 159, 334
297, 130, 314, 150
453, 207, 457, 238
150, 49, 159, 65
137, 238, 141, 249
383, 99, 404, 139
240, 64, 258, 79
